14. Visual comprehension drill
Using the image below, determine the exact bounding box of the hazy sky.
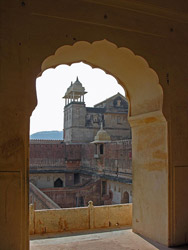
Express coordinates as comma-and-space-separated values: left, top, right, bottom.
30, 62, 125, 135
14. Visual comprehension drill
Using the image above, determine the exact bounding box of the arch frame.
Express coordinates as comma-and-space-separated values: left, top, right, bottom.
41, 40, 163, 118
39, 40, 169, 246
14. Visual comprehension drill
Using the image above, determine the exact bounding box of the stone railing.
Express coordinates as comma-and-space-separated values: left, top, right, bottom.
29, 202, 132, 235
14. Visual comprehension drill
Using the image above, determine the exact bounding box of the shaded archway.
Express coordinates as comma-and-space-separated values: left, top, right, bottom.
39, 40, 168, 245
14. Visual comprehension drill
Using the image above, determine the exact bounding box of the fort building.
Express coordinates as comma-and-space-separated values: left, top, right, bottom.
29, 82, 132, 209
63, 77, 131, 143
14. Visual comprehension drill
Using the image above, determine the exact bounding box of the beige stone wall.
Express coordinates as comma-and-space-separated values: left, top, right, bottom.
29, 203, 132, 235
130, 111, 168, 245
64, 103, 87, 142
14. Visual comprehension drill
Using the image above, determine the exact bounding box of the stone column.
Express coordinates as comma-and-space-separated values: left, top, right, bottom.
129, 111, 168, 246
0, 110, 30, 250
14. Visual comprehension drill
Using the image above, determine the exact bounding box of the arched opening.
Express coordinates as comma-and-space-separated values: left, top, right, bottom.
109, 190, 113, 200
29, 61, 127, 210
121, 191, 129, 203
54, 178, 63, 187
74, 173, 80, 185
32, 40, 168, 245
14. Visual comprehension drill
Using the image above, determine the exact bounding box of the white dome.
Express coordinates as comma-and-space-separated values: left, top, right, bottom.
92, 124, 111, 143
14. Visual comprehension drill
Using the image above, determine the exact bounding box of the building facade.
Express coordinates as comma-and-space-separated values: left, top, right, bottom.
63, 78, 131, 143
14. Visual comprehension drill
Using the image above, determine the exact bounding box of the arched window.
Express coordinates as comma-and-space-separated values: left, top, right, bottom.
54, 178, 63, 187
121, 191, 129, 203
109, 190, 113, 200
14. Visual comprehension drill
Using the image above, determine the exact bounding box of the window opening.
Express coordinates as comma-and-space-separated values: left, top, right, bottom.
74, 173, 80, 185
54, 178, 63, 187
102, 181, 107, 196
100, 144, 104, 154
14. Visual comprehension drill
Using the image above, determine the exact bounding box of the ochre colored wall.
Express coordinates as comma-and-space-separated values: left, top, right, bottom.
0, 1, 188, 249
29, 203, 132, 235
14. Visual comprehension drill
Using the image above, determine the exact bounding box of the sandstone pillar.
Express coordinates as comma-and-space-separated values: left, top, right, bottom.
129, 111, 168, 245
0, 110, 30, 250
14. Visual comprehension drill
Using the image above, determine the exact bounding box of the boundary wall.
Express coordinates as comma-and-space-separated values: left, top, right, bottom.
29, 202, 132, 235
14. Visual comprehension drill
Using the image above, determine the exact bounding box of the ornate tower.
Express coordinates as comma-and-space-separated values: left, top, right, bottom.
63, 77, 87, 143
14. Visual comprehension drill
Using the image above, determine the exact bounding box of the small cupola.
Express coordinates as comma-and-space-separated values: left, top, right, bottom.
92, 123, 111, 144
63, 77, 87, 105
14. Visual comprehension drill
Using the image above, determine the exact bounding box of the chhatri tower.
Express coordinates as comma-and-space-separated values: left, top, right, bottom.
63, 77, 131, 143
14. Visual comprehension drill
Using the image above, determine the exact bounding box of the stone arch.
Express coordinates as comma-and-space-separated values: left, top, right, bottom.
40, 40, 163, 118
39, 39, 168, 245
121, 191, 129, 203
54, 178, 63, 188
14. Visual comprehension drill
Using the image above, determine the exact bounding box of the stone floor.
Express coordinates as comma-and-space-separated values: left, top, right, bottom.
30, 228, 188, 250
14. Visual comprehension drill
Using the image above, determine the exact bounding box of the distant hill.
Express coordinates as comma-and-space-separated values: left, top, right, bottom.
30, 131, 63, 140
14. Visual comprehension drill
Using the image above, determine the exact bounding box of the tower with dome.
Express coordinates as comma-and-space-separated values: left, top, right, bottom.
63, 77, 131, 143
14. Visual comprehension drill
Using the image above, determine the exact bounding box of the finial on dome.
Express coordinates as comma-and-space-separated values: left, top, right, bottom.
76, 76, 79, 81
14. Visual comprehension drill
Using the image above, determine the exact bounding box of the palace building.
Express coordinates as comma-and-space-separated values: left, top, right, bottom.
29, 79, 132, 209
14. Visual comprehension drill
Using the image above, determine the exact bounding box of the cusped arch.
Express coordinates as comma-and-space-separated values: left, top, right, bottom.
41, 40, 163, 117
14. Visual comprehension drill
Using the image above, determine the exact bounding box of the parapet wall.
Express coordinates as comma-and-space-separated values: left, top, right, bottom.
29, 140, 132, 175
29, 202, 132, 235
